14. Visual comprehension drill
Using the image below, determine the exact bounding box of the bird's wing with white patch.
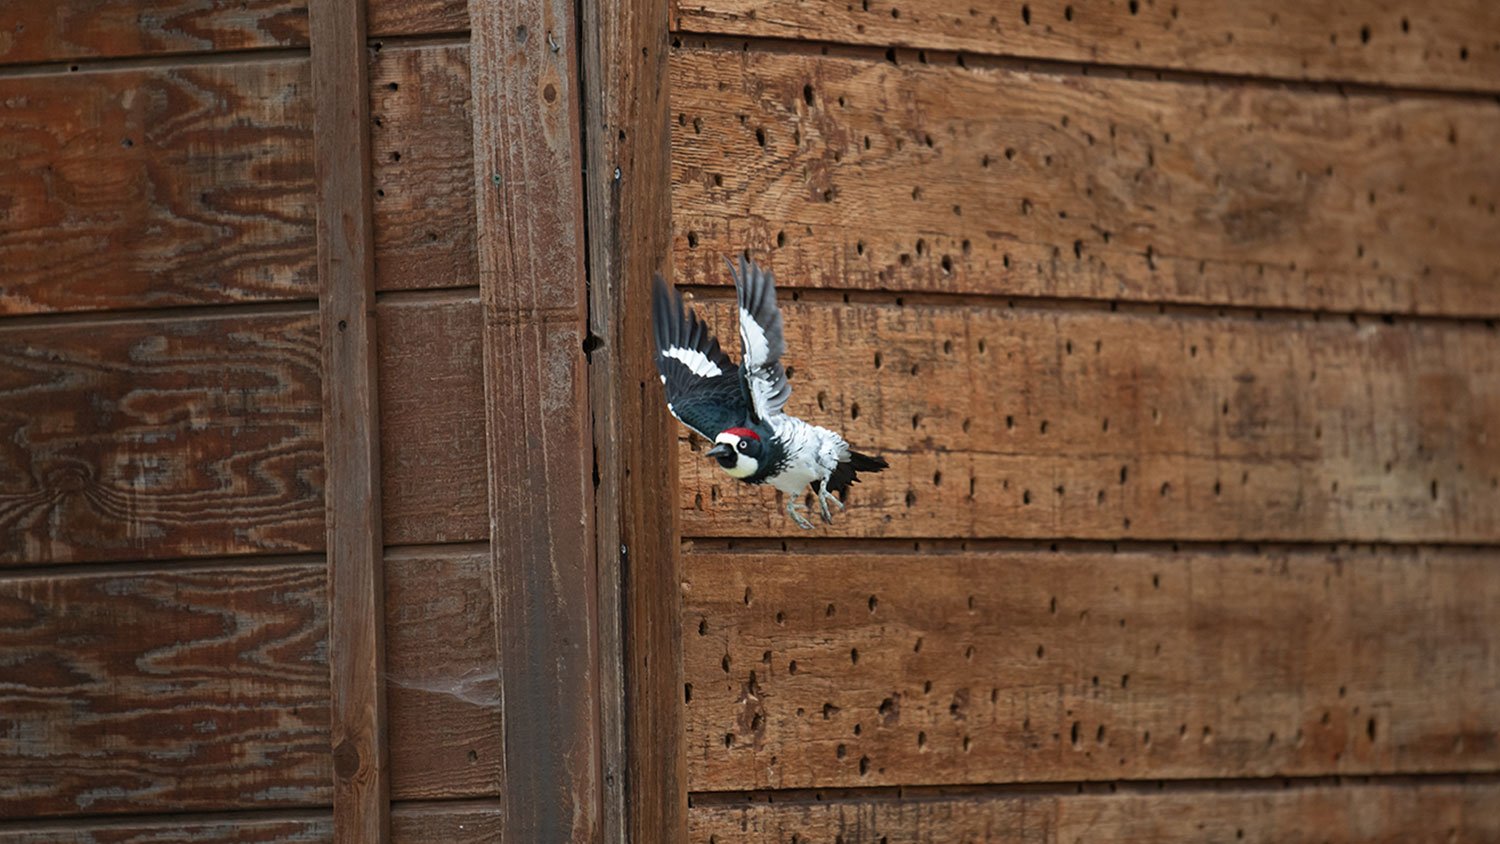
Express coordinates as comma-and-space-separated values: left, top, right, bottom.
727, 255, 792, 421
651, 273, 748, 440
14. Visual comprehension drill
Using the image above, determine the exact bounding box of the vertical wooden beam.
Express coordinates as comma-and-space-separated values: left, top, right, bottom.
579, 0, 687, 837
469, 0, 602, 838
311, 0, 389, 841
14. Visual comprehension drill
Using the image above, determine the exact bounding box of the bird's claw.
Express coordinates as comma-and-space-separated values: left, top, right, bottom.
787, 499, 816, 530
816, 486, 844, 524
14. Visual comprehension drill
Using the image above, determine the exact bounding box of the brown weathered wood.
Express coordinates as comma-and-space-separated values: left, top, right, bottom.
369, 44, 476, 292
671, 45, 1500, 316
311, 0, 388, 837
674, 300, 1500, 540
688, 782, 1500, 842
0, 61, 315, 315
376, 294, 487, 546
0, 2, 308, 64
368, 0, 469, 38
384, 546, 502, 800
683, 548, 1500, 790
469, 0, 600, 836
0, 563, 330, 817
579, 0, 686, 835
0, 312, 324, 565
671, 0, 1500, 92
0, 817, 333, 844
390, 804, 503, 843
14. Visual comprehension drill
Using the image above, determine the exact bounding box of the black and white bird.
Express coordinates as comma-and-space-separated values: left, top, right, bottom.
651, 256, 888, 529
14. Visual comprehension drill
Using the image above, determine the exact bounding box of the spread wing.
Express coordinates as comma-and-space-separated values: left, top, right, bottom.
651, 273, 747, 440
727, 255, 791, 421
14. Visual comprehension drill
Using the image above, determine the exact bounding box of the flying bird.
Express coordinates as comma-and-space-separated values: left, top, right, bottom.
652, 256, 888, 529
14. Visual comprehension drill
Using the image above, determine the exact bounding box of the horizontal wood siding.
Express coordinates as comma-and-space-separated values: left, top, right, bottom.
0, 312, 325, 565
687, 782, 1500, 842
0, 61, 317, 315
682, 549, 1500, 790
0, 564, 331, 817
671, 45, 1500, 315
670, 0, 1500, 91
674, 300, 1500, 541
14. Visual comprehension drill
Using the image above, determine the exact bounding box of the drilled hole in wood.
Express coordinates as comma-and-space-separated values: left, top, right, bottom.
720, 654, 730, 672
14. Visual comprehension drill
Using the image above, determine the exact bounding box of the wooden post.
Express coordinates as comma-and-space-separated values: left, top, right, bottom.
579, 0, 688, 837
469, 0, 603, 838
310, 0, 389, 840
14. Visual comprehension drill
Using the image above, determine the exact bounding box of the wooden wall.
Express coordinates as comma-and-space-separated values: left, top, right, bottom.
665, 0, 1500, 840
0, 1, 521, 839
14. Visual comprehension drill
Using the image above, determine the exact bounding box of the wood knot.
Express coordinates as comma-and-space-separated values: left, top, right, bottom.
333, 738, 362, 780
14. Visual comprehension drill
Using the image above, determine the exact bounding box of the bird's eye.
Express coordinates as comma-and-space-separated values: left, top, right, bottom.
737, 440, 749, 452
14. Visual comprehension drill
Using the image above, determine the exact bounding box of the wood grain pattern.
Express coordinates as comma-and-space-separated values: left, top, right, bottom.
376, 295, 487, 546
670, 0, 1500, 92
671, 45, 1500, 316
683, 548, 1500, 790
0, 817, 331, 843
384, 546, 503, 800
0, 563, 330, 817
0, 61, 316, 315
470, 0, 602, 836
580, 0, 688, 833
311, 0, 389, 836
674, 300, 1500, 541
0, 312, 324, 565
0, 2, 307, 64
368, 0, 470, 38
688, 782, 1500, 842
370, 44, 476, 292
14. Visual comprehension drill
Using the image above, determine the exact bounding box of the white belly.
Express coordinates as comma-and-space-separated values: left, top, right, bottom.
768, 458, 821, 495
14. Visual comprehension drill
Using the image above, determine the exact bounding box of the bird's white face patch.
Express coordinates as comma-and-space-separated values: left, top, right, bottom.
714, 431, 759, 479
662, 346, 723, 378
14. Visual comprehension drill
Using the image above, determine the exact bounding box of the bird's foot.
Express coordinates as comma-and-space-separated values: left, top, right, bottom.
787, 499, 816, 530
816, 487, 844, 524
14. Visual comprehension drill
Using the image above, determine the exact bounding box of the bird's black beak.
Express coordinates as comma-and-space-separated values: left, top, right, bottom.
706, 443, 734, 460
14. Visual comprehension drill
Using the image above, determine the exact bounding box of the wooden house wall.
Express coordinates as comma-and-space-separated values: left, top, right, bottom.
664, 0, 1500, 840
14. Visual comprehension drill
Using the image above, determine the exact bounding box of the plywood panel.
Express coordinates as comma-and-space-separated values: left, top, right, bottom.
0, 61, 316, 315
0, 312, 325, 565
384, 547, 502, 800
0, 2, 307, 64
671, 46, 1500, 315
688, 783, 1500, 842
376, 295, 487, 547
683, 549, 1500, 790
0, 564, 330, 817
674, 300, 1500, 541
370, 44, 476, 292
671, 0, 1500, 92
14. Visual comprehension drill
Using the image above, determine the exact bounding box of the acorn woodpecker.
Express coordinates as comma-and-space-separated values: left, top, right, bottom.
652, 256, 889, 529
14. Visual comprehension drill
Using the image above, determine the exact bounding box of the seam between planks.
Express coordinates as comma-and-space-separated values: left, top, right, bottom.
673, 285, 1500, 329
679, 537, 1500, 555
0, 47, 312, 79
685, 770, 1500, 806
672, 32, 1500, 102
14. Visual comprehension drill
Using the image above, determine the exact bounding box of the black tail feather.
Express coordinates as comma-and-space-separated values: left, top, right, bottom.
826, 450, 889, 495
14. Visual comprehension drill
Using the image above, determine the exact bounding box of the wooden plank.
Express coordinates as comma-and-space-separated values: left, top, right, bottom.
674, 300, 1500, 541
368, 0, 469, 38
670, 0, 1500, 93
469, 0, 601, 837
0, 816, 332, 843
384, 547, 502, 800
369, 44, 476, 292
0, 312, 324, 565
0, 804, 505, 843
579, 0, 686, 835
0, 563, 330, 817
0, 61, 316, 315
687, 782, 1500, 842
376, 295, 487, 546
0, 2, 307, 64
311, 0, 388, 838
683, 548, 1500, 790
671, 45, 1500, 316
